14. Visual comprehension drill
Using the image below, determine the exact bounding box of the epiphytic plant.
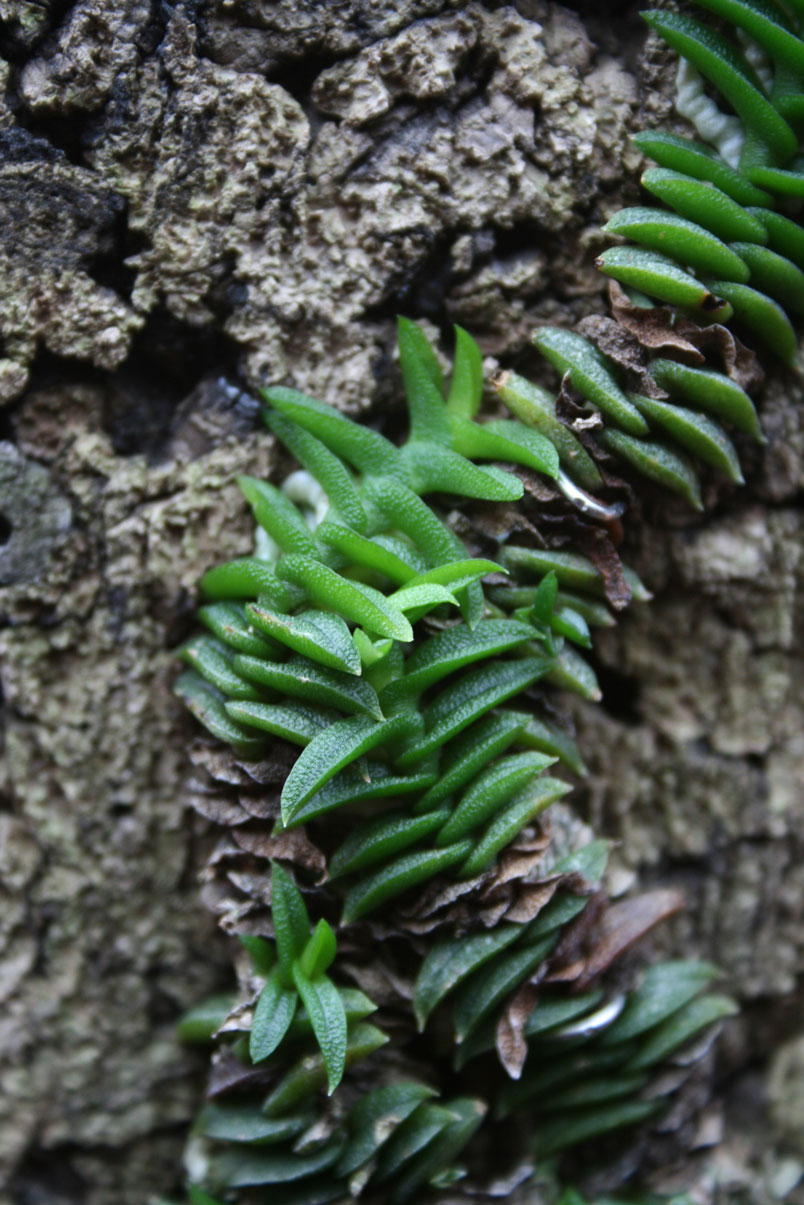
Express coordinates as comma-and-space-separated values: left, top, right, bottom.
170, 0, 804, 1200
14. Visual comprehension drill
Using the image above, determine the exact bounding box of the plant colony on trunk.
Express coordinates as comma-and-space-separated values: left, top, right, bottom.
172, 2, 803, 1201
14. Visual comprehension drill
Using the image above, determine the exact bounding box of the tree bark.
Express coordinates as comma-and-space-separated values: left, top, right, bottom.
0, 2, 802, 1202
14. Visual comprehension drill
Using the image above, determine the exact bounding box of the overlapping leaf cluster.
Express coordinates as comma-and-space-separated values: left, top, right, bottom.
173, 323, 734, 1201
494, 0, 804, 516
165, 4, 804, 1198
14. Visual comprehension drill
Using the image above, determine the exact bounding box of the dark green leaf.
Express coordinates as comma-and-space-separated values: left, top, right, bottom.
282, 712, 422, 822
291, 966, 347, 1094
341, 841, 473, 923
246, 604, 361, 675
330, 808, 451, 878
233, 654, 383, 719
271, 864, 310, 985
337, 1081, 438, 1176
413, 926, 522, 1029
250, 966, 298, 1062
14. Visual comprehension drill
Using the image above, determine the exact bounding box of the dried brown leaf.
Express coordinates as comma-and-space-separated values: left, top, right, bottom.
496, 981, 541, 1079
233, 827, 327, 879
574, 888, 685, 989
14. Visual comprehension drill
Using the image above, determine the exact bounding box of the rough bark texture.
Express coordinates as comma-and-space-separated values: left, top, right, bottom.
0, 1, 802, 1203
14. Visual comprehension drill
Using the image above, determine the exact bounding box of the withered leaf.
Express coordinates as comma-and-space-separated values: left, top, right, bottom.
574, 888, 685, 990
496, 980, 540, 1079
233, 827, 327, 879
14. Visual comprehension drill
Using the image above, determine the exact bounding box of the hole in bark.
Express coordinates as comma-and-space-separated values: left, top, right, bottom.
102, 307, 244, 457
0, 514, 12, 545
595, 663, 642, 724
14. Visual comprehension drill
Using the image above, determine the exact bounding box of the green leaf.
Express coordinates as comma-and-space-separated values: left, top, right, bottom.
625, 993, 738, 1070
632, 130, 772, 206
341, 841, 473, 923
337, 1081, 438, 1176
282, 712, 422, 821
197, 1102, 310, 1145
415, 710, 530, 810
532, 327, 648, 436
708, 278, 797, 363
550, 837, 611, 881
199, 558, 293, 610
330, 808, 451, 878
531, 1099, 660, 1157
363, 476, 457, 567
452, 935, 557, 1041
494, 369, 602, 488
197, 602, 284, 658
397, 316, 451, 443
298, 918, 337, 980
246, 604, 361, 675
548, 1072, 649, 1110
631, 393, 743, 483
413, 926, 522, 1029
598, 428, 703, 510
250, 966, 298, 1062
640, 168, 769, 245
449, 414, 560, 478
519, 714, 587, 775
596, 247, 733, 321
405, 441, 524, 501
178, 635, 262, 700
262, 408, 367, 531
373, 1103, 459, 1182
271, 863, 310, 985
730, 240, 804, 318
747, 206, 804, 273
530, 571, 558, 628
238, 475, 318, 556
435, 752, 557, 846
546, 643, 602, 701
397, 557, 504, 595
225, 699, 335, 746
188, 1188, 225, 1205
286, 987, 376, 1043
604, 206, 749, 282
648, 358, 763, 439
401, 619, 535, 695
238, 934, 275, 976
458, 777, 571, 877
316, 520, 418, 584
501, 545, 603, 591
600, 960, 721, 1045
447, 325, 484, 418
173, 672, 267, 758
396, 656, 553, 769
233, 653, 383, 719
551, 606, 592, 649
176, 994, 234, 1043
388, 582, 459, 619
387, 1097, 486, 1203
262, 1023, 388, 1116
641, 10, 797, 162
277, 554, 414, 642
262, 385, 407, 480
291, 966, 348, 1094
524, 990, 607, 1038
282, 759, 438, 829
213, 1136, 344, 1186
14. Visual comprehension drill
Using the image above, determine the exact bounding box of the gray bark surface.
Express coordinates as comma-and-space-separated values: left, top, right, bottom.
0, 2, 802, 1202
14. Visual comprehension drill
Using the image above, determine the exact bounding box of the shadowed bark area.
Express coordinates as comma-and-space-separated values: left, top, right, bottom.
0, 2, 802, 1202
